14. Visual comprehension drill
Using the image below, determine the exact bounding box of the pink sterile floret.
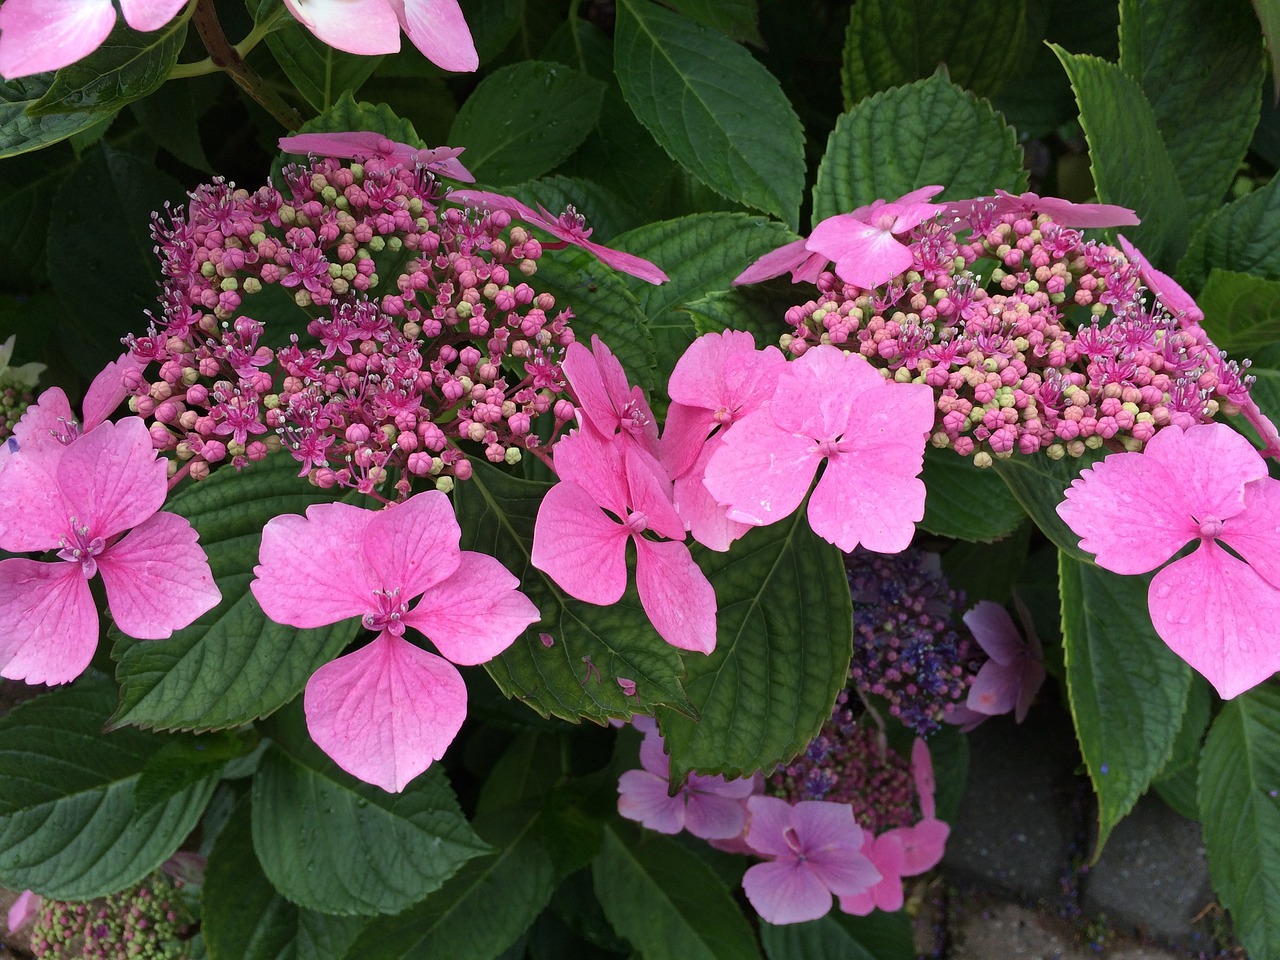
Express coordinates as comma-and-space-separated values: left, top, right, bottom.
962, 599, 1045, 723
251, 491, 538, 791
1056, 422, 1280, 699
561, 336, 661, 454
703, 344, 935, 554
804, 186, 946, 290
943, 190, 1140, 230
278, 132, 474, 182
0, 0, 188, 79
0, 417, 221, 685
280, 0, 478, 72
13, 352, 144, 455
742, 796, 881, 925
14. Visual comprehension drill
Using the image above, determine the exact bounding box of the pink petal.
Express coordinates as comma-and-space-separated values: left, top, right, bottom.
911, 738, 937, 820
963, 600, 1025, 664
280, 131, 396, 160
807, 217, 914, 290
561, 337, 659, 454
117, 0, 187, 31
393, 0, 478, 72
579, 236, 669, 284
1016, 657, 1046, 724
1142, 423, 1266, 522
11, 386, 76, 455
361, 490, 462, 600
787, 802, 877, 895
744, 795, 799, 857
897, 817, 950, 875
57, 418, 169, 542
81, 352, 144, 432
1150, 541, 1280, 699
634, 538, 717, 654
0, 445, 72, 552
281, 0, 401, 55
660, 401, 715, 481
966, 659, 1020, 716
1117, 235, 1203, 325
996, 190, 1140, 229
702, 411, 819, 527
839, 832, 905, 915
97, 511, 221, 639
6, 890, 40, 934
673, 437, 752, 552
742, 859, 835, 925
0, 0, 115, 79
552, 424, 631, 517
624, 444, 685, 542
638, 725, 670, 776
1220, 477, 1280, 590
683, 788, 750, 841
450, 189, 542, 225
304, 632, 467, 792
668, 330, 782, 417
733, 238, 811, 285
0, 559, 98, 685
530, 480, 629, 605
768, 345, 883, 440
617, 769, 686, 834
402, 550, 538, 665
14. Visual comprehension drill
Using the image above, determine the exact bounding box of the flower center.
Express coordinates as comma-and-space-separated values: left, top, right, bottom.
57, 520, 105, 578
626, 511, 649, 535
363, 588, 409, 636
1198, 517, 1225, 540
782, 825, 807, 862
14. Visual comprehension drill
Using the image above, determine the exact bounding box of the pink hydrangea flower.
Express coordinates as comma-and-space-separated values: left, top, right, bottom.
281, 0, 478, 72
703, 344, 935, 554
278, 132, 474, 182
561, 336, 660, 457
251, 491, 539, 792
1056, 422, 1280, 699
617, 720, 759, 839
0, 418, 221, 685
1116, 235, 1203, 325
0, 0, 187, 79
962, 599, 1045, 723
14, 352, 143, 456
741, 796, 881, 924
451, 191, 669, 284
943, 190, 1141, 230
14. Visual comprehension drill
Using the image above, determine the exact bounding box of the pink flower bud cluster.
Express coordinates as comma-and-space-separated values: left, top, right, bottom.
28, 870, 193, 959
783, 209, 1256, 462
131, 155, 576, 496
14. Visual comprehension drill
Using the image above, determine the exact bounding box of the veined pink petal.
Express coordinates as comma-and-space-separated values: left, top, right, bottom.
1117, 235, 1204, 325
769, 345, 883, 440
402, 551, 538, 665
562, 337, 659, 453
391, 0, 478, 72
1221, 477, 1280, 590
6, 889, 40, 934
637, 725, 669, 775
82, 352, 145, 432
743, 859, 837, 925
966, 659, 1020, 716
634, 538, 717, 654
97, 512, 221, 639
897, 817, 949, 875
0, 0, 115, 79
304, 632, 467, 792
668, 330, 782, 415
839, 832, 905, 915
551, 424, 630, 516
0, 446, 72, 552
994, 190, 1140, 229
733, 238, 812, 285
660, 401, 715, 481
807, 215, 915, 290
963, 600, 1024, 664
578, 236, 669, 284
58, 418, 169, 542
117, 0, 188, 31
1150, 542, 1280, 699
617, 768, 687, 834
0, 559, 98, 685
280, 131, 392, 159
450, 189, 541, 223
1144, 423, 1265, 521
624, 444, 685, 542
531, 480, 629, 604
673, 437, 752, 552
361, 490, 462, 600
11, 386, 77, 455
682, 787, 751, 841
282, 0, 401, 55
703, 410, 818, 528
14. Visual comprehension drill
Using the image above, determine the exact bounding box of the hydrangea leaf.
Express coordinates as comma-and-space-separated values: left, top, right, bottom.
0, 75, 111, 157
1199, 685, 1280, 960
346, 807, 556, 960
110, 454, 362, 733
453, 461, 696, 724
594, 824, 762, 960
613, 0, 804, 229
263, 17, 383, 112
1151, 674, 1211, 820
812, 68, 1025, 223
657, 508, 852, 782
761, 911, 914, 960
919, 448, 1027, 543
0, 677, 218, 899
1178, 173, 1280, 291
1059, 553, 1192, 855
449, 61, 605, 184
661, 0, 762, 44
1118, 0, 1264, 229
841, 0, 1028, 107
1196, 268, 1280, 357
992, 450, 1108, 563
252, 703, 489, 916
1050, 46, 1187, 266
203, 798, 368, 960
512, 175, 644, 242
684, 281, 802, 349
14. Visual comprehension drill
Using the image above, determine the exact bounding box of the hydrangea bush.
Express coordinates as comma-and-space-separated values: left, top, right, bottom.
2, 0, 1280, 957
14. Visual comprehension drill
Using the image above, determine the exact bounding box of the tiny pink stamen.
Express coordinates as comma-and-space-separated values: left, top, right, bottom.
56, 520, 105, 578
363, 588, 409, 636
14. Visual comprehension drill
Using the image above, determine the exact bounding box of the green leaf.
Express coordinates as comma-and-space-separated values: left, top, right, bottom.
265, 20, 383, 112
111, 454, 362, 732
1059, 554, 1191, 854
661, 0, 762, 44
812, 68, 1026, 222
1196, 268, 1280, 357
453, 461, 695, 723
614, 0, 805, 228
0, 145, 76, 287
130, 81, 212, 171
920, 448, 1026, 542
658, 508, 852, 781
594, 826, 761, 960
1050, 46, 1187, 266
992, 449, 1108, 562
133, 731, 247, 811
684, 281, 798, 349
27, 16, 187, 116
1254, 0, 1280, 103
475, 731, 563, 816
762, 910, 914, 960
252, 707, 490, 916
0, 75, 112, 157
1199, 685, 1280, 960
512, 175, 643, 242
1118, 0, 1265, 228
292, 90, 422, 143
0, 677, 217, 899
351, 807, 556, 959
841, 0, 1028, 106
1151, 674, 1211, 819
449, 61, 604, 184
1178, 173, 1280, 290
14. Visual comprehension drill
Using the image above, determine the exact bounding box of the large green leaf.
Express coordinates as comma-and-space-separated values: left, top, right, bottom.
1051, 46, 1187, 266
453, 461, 695, 723
594, 826, 761, 960
1197, 268, 1280, 357
0, 678, 217, 899
658, 508, 852, 781
1118, 0, 1264, 229
0, 75, 110, 157
812, 68, 1025, 223
1059, 554, 1191, 854
762, 911, 916, 960
1199, 686, 1280, 960
252, 707, 489, 916
27, 16, 187, 116
613, 0, 805, 228
919, 448, 1027, 542
449, 61, 604, 184
684, 282, 798, 349
1178, 173, 1280, 290
265, 20, 383, 112
992, 449, 1107, 563
111, 455, 361, 732
841, 0, 1028, 106
662, 0, 762, 44
1151, 674, 1210, 820
0, 145, 76, 287
351, 807, 556, 959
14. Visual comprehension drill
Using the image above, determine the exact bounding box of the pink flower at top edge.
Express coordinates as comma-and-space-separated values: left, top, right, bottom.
278, 132, 474, 182
251, 491, 538, 792
561, 336, 660, 456
617, 720, 759, 840
281, 0, 478, 72
741, 796, 881, 925
942, 190, 1141, 230
451, 189, 669, 284
0, 0, 188, 79
0, 419, 221, 685
962, 598, 1046, 723
1056, 422, 1280, 699
703, 344, 935, 554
